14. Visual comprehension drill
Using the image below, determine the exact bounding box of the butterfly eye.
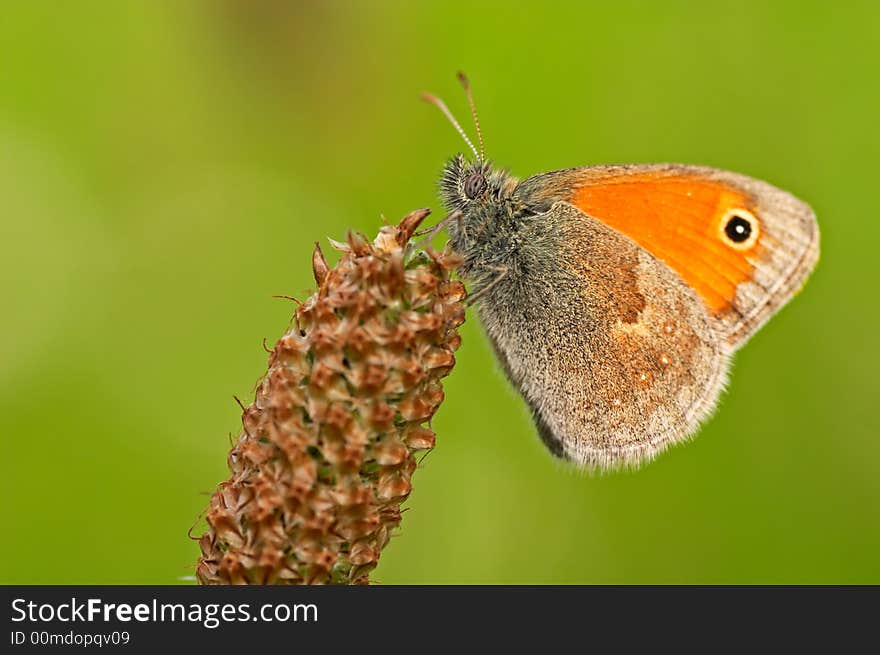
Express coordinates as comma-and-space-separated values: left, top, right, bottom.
464, 173, 487, 199
721, 209, 759, 249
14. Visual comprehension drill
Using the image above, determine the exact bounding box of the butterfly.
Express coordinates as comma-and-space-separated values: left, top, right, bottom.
423, 74, 819, 469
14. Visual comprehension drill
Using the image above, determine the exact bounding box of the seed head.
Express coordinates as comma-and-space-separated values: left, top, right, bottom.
196, 209, 465, 584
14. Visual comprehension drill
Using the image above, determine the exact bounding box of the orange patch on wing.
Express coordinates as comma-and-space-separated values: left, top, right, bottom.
571, 174, 757, 314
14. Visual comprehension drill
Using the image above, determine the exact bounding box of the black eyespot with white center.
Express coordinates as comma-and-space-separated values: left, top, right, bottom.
464, 172, 487, 199
725, 215, 752, 243
719, 208, 759, 250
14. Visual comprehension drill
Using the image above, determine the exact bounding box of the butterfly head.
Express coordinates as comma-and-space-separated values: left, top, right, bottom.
424, 74, 522, 254
439, 154, 517, 213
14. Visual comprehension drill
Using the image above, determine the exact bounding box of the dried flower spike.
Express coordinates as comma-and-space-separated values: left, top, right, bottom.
196, 209, 465, 585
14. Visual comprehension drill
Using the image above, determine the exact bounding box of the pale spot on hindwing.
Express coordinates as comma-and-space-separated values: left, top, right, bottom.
610, 250, 647, 325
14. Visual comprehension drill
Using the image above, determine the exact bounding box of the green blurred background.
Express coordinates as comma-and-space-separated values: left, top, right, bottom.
2, 1, 878, 584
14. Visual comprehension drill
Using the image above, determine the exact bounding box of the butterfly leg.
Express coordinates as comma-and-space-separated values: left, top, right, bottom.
465, 264, 508, 307
412, 210, 463, 247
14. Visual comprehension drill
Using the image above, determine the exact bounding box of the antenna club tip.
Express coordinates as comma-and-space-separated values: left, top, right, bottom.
456, 71, 470, 88
422, 82, 481, 161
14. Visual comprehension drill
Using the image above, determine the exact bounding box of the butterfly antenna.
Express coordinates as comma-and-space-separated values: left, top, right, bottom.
422, 91, 480, 160
457, 71, 484, 161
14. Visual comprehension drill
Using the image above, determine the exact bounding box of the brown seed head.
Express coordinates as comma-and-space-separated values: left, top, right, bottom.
195, 209, 464, 585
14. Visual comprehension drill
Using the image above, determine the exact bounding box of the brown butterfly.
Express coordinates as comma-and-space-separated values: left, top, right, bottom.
424, 74, 819, 469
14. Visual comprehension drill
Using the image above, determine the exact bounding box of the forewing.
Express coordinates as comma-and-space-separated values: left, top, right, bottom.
514, 164, 819, 348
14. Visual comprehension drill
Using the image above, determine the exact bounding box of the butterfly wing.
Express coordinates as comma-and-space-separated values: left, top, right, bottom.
476, 201, 729, 469
513, 164, 819, 348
